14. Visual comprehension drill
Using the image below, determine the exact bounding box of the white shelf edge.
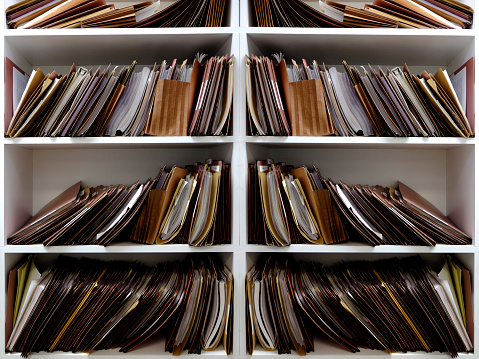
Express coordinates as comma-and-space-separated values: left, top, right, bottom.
3, 27, 242, 37
243, 244, 476, 254
249, 353, 474, 358
245, 136, 475, 149
5, 353, 229, 358
3, 244, 474, 254
244, 27, 476, 37
3, 137, 235, 149
249, 335, 474, 357
4, 28, 475, 38
3, 244, 240, 253
4, 332, 230, 357
3, 137, 474, 149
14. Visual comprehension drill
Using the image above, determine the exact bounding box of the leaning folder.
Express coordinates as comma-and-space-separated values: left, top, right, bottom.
144, 59, 201, 136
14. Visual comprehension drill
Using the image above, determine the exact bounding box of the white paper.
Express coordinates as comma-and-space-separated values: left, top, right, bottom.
450, 67, 467, 115
12, 67, 28, 113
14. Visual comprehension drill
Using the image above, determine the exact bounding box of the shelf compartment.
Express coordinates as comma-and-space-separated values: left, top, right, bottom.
245, 31, 475, 137
4, 143, 234, 243
4, 32, 236, 139
244, 251, 474, 357
4, 251, 234, 357
245, 143, 475, 245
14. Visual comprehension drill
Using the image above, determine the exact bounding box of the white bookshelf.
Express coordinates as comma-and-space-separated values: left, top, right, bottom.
1, 0, 477, 358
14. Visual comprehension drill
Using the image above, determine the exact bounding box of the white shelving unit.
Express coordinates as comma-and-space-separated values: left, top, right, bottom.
1, 0, 477, 358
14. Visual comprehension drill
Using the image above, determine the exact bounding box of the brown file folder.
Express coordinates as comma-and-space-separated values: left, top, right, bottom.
145, 59, 200, 136
278, 60, 334, 136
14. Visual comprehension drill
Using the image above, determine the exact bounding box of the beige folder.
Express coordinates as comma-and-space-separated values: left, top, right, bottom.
189, 162, 222, 246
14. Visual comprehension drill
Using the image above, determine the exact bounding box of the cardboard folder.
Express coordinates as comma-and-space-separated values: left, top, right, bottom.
145, 59, 200, 136
277, 60, 334, 136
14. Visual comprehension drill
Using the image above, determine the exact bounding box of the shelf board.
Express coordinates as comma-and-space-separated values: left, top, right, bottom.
243, 243, 476, 254
5, 337, 229, 358
3, 243, 238, 253
245, 136, 474, 149
4, 137, 474, 149
4, 27, 239, 37
5, 244, 474, 254
248, 334, 473, 358
3, 137, 234, 149
245, 27, 475, 37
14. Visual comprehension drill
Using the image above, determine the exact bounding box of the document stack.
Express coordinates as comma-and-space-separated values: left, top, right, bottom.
246, 54, 473, 137
6, 255, 233, 357
248, 160, 471, 246
5, 54, 234, 137
251, 0, 473, 28
246, 255, 472, 356
6, 0, 228, 28
8, 160, 231, 246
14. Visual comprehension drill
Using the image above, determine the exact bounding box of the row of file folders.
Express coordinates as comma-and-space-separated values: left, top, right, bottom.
5, 254, 472, 357
8, 160, 231, 246
5, 0, 228, 28
6, 255, 233, 356
6, 52, 473, 138
246, 255, 473, 357
251, 0, 474, 29
248, 160, 471, 246
6, 157, 470, 247
5, 0, 473, 29
246, 54, 473, 137
5, 53, 234, 137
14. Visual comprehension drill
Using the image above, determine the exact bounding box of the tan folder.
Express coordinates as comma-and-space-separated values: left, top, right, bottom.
189, 161, 222, 246
257, 161, 290, 246
291, 167, 347, 244
131, 166, 188, 244
277, 59, 333, 136
145, 59, 201, 136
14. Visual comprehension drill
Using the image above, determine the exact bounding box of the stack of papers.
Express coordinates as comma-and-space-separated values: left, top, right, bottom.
7, 178, 154, 246
249, 161, 348, 246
